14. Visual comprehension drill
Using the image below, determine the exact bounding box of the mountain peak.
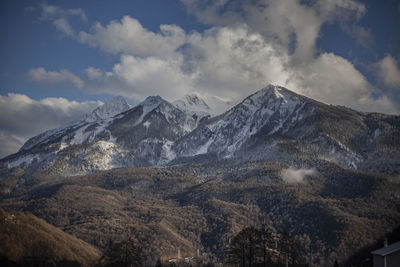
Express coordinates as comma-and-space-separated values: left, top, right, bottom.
257, 84, 285, 98
173, 92, 210, 115
107, 95, 129, 106
141, 95, 164, 107
244, 85, 303, 107
183, 93, 210, 109
87, 96, 130, 121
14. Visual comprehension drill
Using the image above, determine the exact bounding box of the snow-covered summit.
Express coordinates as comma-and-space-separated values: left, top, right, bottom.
173, 84, 306, 158
173, 93, 211, 119
173, 92, 235, 117
242, 84, 300, 113
86, 96, 130, 122
133, 96, 165, 125
173, 93, 210, 112
140, 95, 164, 108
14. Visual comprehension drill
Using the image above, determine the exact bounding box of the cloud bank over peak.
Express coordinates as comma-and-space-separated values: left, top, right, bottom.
0, 94, 102, 158
28, 1, 400, 114
180, 0, 366, 62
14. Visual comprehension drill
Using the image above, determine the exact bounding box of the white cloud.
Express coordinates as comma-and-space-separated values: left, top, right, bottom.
106, 23, 398, 113
113, 54, 192, 100
34, 3, 87, 37
29, 67, 84, 88
341, 23, 372, 47
30, 3, 399, 114
376, 55, 400, 89
76, 21, 398, 114
183, 25, 291, 100
314, 0, 366, 21
78, 16, 186, 57
39, 4, 62, 19
280, 167, 316, 184
284, 52, 399, 114
85, 66, 103, 80
180, 0, 367, 63
53, 18, 75, 37
288, 53, 370, 107
79, 24, 291, 102
66, 8, 87, 21
0, 93, 101, 158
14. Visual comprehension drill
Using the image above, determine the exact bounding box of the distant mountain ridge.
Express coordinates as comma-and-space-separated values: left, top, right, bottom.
2, 85, 399, 177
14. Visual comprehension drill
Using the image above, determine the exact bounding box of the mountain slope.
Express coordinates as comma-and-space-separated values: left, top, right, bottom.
0, 208, 100, 266
1, 161, 399, 266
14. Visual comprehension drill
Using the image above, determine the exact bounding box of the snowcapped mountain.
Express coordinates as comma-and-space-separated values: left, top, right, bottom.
2, 85, 400, 177
172, 85, 400, 173
173, 92, 234, 117
172, 85, 310, 159
202, 95, 235, 116
173, 93, 211, 120
19, 96, 130, 152
2, 94, 202, 176
86, 96, 130, 122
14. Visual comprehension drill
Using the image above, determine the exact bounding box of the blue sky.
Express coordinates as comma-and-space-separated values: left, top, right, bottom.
1, 0, 400, 157
0, 0, 206, 102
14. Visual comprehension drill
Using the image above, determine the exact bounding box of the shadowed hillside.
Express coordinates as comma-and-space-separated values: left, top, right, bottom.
0, 208, 101, 266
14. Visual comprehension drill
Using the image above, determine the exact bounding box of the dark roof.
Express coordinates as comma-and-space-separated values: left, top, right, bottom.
371, 241, 400, 256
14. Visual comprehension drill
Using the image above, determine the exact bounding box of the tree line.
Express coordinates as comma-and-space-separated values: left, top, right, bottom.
224, 227, 306, 267
96, 227, 306, 267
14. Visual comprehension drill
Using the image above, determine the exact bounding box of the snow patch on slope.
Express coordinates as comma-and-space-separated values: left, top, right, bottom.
8, 154, 41, 168
135, 96, 164, 126
143, 121, 151, 130
173, 93, 210, 117
20, 120, 83, 151
160, 140, 176, 164
193, 138, 213, 156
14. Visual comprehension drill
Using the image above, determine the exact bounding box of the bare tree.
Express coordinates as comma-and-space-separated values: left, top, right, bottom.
225, 227, 261, 267
259, 227, 277, 267
225, 227, 305, 267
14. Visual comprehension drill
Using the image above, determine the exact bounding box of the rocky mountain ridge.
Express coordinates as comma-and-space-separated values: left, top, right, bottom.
1, 84, 399, 177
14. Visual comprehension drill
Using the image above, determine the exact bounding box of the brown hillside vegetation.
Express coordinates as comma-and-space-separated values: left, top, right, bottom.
0, 208, 100, 266
1, 160, 400, 266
